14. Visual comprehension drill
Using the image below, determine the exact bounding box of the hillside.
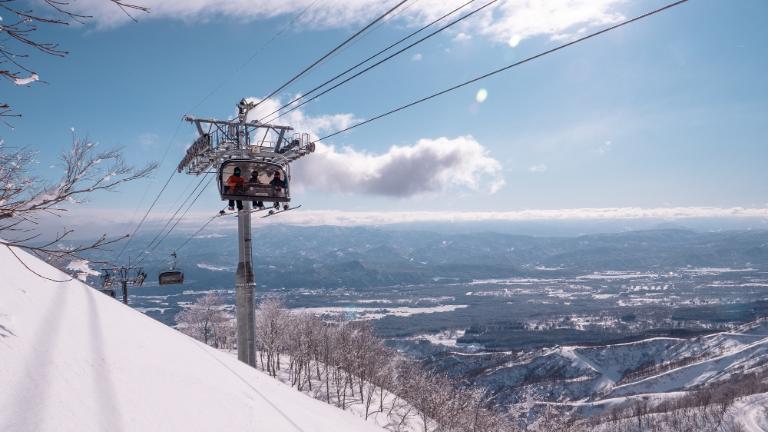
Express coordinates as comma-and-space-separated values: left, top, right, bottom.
0, 245, 385, 432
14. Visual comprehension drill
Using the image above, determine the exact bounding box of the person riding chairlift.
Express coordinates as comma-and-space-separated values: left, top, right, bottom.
225, 167, 245, 211
248, 170, 264, 209
269, 171, 286, 208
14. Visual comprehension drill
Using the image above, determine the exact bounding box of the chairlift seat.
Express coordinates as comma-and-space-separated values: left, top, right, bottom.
218, 160, 290, 203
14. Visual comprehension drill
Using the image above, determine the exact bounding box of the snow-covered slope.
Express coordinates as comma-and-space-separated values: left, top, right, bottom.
730, 393, 768, 432
0, 245, 386, 432
609, 336, 768, 396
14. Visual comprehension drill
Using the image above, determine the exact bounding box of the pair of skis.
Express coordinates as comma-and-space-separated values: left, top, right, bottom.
219, 205, 302, 218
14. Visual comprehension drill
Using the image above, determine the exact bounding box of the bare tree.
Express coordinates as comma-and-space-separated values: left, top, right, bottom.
174, 293, 230, 347
255, 297, 289, 376
0, 134, 157, 279
0, 0, 148, 122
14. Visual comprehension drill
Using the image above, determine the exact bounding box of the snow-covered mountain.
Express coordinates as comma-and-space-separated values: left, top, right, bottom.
0, 245, 386, 432
426, 319, 768, 429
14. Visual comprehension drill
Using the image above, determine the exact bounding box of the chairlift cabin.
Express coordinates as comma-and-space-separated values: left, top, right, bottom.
218, 160, 290, 204
159, 252, 184, 285
159, 271, 184, 285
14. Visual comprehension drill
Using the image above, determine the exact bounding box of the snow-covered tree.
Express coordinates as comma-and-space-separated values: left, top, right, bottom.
174, 293, 230, 347
0, 135, 156, 280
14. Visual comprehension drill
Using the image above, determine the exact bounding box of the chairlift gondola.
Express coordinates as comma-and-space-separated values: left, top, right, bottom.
218, 159, 290, 206
159, 252, 184, 285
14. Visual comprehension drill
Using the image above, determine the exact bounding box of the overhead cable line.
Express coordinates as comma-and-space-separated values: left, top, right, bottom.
257, 0, 479, 124
246, 0, 411, 114
317, 0, 690, 142
116, 134, 180, 261
186, 0, 322, 114
174, 211, 226, 253
135, 174, 214, 265
311, 0, 423, 69
137, 172, 211, 257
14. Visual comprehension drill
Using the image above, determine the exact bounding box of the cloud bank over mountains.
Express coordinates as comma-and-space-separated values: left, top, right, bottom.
76, 0, 625, 46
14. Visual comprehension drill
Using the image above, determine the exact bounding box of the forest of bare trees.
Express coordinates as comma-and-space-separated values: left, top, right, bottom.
176, 293, 767, 432
176, 295, 514, 432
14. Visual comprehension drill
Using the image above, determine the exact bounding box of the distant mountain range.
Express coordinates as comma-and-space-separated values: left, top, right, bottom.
107, 227, 768, 290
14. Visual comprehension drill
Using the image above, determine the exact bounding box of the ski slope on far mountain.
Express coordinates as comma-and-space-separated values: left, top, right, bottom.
609, 335, 768, 397
0, 245, 386, 432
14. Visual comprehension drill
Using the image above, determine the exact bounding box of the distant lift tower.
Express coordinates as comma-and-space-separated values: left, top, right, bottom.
177, 99, 315, 367
100, 265, 147, 304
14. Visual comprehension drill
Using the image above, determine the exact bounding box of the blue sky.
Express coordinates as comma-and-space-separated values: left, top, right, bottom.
5, 0, 767, 228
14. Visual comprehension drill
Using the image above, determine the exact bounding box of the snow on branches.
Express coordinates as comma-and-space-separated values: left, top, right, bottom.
0, 134, 156, 278
177, 294, 514, 432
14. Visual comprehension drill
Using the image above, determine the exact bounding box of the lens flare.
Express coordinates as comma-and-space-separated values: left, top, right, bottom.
475, 89, 488, 103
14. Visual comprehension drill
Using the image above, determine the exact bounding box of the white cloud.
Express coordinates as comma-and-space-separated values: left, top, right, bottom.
507, 34, 521, 47
528, 163, 547, 173
74, 0, 625, 46
292, 136, 505, 197
138, 133, 159, 147
238, 97, 505, 198
453, 32, 472, 42
596, 140, 612, 155
244, 96, 360, 136
411, 53, 423, 61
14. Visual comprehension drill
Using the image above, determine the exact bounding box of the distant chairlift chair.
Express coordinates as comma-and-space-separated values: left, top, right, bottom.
159, 252, 184, 285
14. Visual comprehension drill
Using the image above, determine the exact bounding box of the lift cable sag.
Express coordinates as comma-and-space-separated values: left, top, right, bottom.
174, 209, 227, 253
149, 176, 214, 256
136, 172, 212, 259
135, 174, 214, 266
245, 0, 411, 115
258, 0, 483, 124
116, 163, 178, 260
317, 0, 690, 142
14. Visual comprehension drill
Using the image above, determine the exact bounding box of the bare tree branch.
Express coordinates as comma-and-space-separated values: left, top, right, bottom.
5, 244, 73, 282
0, 133, 156, 280
0, 0, 149, 118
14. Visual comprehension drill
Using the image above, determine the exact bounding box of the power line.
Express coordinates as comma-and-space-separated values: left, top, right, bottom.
257, 0, 479, 124
247, 0, 411, 114
317, 0, 690, 142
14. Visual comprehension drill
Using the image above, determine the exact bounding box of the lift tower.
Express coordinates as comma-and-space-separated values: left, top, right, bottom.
177, 100, 314, 366
100, 265, 146, 304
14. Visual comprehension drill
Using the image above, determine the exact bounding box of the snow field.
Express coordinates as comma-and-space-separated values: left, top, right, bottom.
0, 245, 385, 432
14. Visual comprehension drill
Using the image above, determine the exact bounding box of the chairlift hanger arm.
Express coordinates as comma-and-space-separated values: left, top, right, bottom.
182, 115, 294, 132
